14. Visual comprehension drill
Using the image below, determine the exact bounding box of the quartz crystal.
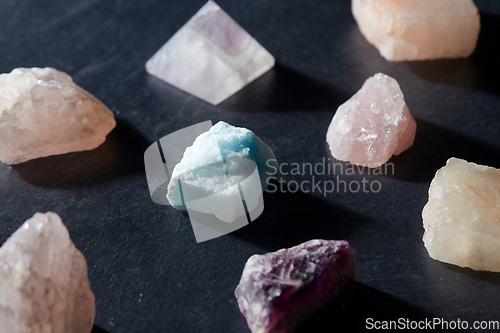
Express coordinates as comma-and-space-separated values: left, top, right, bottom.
326, 73, 416, 168
145, 0, 275, 105
0, 212, 95, 333
235, 240, 356, 333
352, 0, 481, 61
167, 121, 278, 220
0, 67, 116, 165
422, 158, 500, 272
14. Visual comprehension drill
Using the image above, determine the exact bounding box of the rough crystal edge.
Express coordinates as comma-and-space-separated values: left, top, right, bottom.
4, 129, 115, 165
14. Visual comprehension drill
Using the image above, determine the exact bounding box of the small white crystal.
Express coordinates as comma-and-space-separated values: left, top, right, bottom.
0, 67, 116, 165
422, 158, 500, 272
0, 212, 95, 332
352, 0, 481, 61
145, 0, 275, 105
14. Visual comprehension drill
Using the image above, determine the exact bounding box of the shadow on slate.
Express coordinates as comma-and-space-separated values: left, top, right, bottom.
231, 179, 372, 252
92, 325, 110, 333
13, 118, 149, 188
296, 282, 452, 332
146, 74, 198, 106
409, 13, 500, 96
219, 63, 348, 112
385, 119, 500, 183
440, 263, 500, 286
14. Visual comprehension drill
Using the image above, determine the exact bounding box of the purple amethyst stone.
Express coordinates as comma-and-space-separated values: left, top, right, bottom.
234, 240, 356, 333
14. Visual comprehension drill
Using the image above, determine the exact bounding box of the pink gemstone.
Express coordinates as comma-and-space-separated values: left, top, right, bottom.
0, 67, 116, 165
326, 73, 416, 168
235, 240, 356, 333
352, 0, 481, 61
0, 212, 95, 333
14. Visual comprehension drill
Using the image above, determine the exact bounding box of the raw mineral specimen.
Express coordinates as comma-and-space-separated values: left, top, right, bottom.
0, 67, 116, 165
0, 212, 95, 333
326, 73, 416, 168
235, 240, 356, 333
422, 158, 500, 272
352, 0, 481, 61
167, 121, 278, 220
145, 0, 275, 105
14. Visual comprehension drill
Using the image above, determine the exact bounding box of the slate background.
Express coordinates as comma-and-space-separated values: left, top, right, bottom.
1, 0, 500, 332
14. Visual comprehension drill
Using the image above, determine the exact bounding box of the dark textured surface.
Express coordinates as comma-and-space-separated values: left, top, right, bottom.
0, 1, 499, 332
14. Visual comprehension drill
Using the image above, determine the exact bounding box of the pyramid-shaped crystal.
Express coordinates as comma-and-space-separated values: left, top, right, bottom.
327, 73, 416, 168
145, 1, 275, 105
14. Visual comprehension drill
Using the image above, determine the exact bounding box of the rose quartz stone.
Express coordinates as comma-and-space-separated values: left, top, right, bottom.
352, 0, 481, 61
0, 212, 95, 333
326, 73, 416, 168
0, 67, 116, 165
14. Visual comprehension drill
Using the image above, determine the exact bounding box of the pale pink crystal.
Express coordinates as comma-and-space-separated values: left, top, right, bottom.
352, 0, 481, 61
326, 73, 416, 168
0, 212, 95, 333
0, 67, 116, 165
